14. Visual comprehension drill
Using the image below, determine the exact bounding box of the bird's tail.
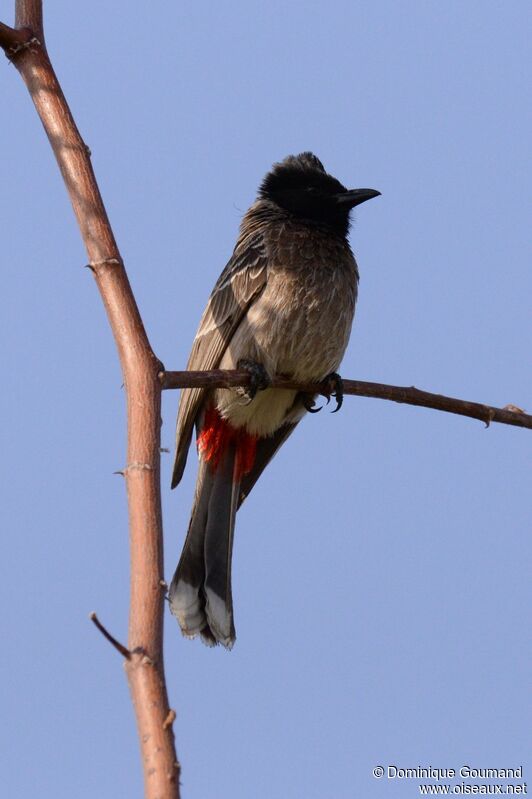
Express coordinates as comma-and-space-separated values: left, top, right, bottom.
168, 407, 258, 648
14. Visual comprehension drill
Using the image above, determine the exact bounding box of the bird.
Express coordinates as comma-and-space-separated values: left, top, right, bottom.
169, 152, 379, 648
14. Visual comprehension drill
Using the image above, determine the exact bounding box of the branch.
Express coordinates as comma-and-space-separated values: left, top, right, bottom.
2, 4, 180, 797
90, 612, 131, 660
0, 21, 34, 54
15, 0, 43, 40
160, 370, 531, 430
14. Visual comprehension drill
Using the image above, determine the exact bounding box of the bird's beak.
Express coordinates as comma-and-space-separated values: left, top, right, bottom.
335, 188, 381, 207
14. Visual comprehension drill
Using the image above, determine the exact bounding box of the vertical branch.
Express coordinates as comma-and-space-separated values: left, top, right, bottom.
15, 0, 43, 41
1, 6, 180, 798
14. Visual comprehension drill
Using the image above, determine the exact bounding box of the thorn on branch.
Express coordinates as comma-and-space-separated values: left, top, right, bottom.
86, 257, 122, 271
163, 709, 176, 730
484, 408, 496, 428
90, 612, 131, 659
114, 463, 154, 476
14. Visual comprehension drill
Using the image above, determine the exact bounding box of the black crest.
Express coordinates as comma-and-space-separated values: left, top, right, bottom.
259, 152, 352, 237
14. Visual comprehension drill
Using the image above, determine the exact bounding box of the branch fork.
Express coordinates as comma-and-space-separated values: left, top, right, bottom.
0, 22, 37, 58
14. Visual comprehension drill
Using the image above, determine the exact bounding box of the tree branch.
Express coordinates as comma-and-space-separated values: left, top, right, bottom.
90, 612, 131, 660
160, 370, 531, 430
0, 21, 34, 54
15, 0, 43, 40
1, 5, 180, 797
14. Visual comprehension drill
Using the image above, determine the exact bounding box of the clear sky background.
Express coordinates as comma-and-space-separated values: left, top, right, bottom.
1, 2, 530, 797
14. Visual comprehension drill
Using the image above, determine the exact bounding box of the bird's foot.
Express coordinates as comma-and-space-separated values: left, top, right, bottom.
321, 372, 344, 413
236, 359, 272, 403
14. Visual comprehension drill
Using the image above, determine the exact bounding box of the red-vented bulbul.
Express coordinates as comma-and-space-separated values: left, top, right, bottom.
169, 152, 379, 647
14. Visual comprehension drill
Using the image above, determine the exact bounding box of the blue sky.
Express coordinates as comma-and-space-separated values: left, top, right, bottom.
1, 2, 530, 797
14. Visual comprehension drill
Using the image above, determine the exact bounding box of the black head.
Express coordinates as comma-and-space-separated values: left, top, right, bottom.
258, 152, 380, 237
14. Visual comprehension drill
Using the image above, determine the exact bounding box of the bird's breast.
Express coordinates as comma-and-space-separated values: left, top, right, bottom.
247, 257, 357, 380
216, 225, 358, 435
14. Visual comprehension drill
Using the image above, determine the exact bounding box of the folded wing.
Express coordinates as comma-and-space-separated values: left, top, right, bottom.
171, 229, 269, 488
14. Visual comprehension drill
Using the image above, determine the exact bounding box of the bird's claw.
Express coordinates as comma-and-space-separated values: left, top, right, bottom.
236, 359, 272, 403
322, 372, 344, 413
302, 393, 322, 413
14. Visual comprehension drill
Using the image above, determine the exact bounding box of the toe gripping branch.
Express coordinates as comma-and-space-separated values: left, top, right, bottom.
324, 372, 344, 413
302, 372, 344, 414
234, 361, 343, 413
237, 359, 272, 402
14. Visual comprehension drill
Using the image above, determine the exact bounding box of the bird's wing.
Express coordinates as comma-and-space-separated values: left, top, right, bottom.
171, 229, 269, 488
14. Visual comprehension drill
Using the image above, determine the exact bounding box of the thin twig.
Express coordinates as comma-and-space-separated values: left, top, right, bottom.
90, 612, 131, 659
160, 369, 531, 431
